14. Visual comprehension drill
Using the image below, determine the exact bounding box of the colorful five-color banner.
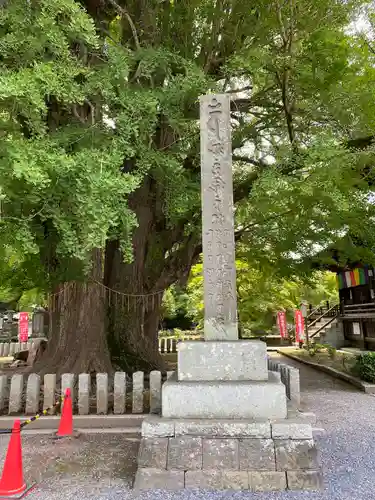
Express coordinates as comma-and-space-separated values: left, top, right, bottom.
336, 267, 373, 290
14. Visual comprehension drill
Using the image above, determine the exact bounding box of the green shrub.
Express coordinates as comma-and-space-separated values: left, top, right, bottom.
352, 353, 375, 383
322, 344, 337, 359
308, 343, 325, 357
327, 346, 337, 359
342, 354, 354, 374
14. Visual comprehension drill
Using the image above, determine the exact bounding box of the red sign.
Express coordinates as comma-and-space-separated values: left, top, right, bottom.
18, 312, 29, 342
294, 310, 304, 343
277, 311, 288, 338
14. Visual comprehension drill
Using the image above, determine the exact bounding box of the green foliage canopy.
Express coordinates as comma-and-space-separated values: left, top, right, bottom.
185, 260, 338, 332
1, 0, 375, 298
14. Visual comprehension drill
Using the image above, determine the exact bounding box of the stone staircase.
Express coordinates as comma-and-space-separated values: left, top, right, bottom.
309, 318, 345, 348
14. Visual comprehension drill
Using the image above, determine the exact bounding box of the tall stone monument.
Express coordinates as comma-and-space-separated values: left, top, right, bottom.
134, 94, 322, 492
200, 94, 238, 342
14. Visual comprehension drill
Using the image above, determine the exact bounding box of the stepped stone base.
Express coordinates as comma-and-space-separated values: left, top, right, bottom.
134, 416, 323, 492
178, 340, 268, 381
162, 371, 287, 420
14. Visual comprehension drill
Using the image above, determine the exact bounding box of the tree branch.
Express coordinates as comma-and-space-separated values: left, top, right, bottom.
237, 209, 295, 234
106, 0, 140, 50
274, 0, 297, 150
154, 232, 201, 290
233, 171, 262, 204
232, 155, 265, 167
225, 85, 253, 94
230, 93, 277, 113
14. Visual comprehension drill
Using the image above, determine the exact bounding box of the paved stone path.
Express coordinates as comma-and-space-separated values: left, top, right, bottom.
2, 354, 375, 499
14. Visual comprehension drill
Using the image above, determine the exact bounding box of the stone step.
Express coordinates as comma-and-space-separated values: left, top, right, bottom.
135, 416, 323, 492
308, 322, 337, 334
309, 319, 337, 328
162, 372, 287, 420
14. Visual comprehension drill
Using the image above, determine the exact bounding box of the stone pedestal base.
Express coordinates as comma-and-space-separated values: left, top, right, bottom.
134, 415, 323, 492
162, 371, 287, 420
178, 340, 268, 381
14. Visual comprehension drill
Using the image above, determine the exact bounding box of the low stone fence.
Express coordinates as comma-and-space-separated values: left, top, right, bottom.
0, 342, 32, 356
0, 371, 175, 416
158, 336, 202, 353
0, 339, 201, 356
0, 362, 300, 416
268, 358, 300, 407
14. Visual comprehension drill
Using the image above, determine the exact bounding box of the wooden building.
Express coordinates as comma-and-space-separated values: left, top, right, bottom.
336, 264, 375, 349
310, 235, 375, 349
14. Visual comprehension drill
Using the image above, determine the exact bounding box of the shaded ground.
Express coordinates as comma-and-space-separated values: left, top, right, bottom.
0, 352, 374, 499
0, 432, 140, 495
164, 353, 177, 371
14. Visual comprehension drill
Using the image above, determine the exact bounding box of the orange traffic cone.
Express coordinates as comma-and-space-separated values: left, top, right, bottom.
0, 420, 34, 499
56, 388, 73, 437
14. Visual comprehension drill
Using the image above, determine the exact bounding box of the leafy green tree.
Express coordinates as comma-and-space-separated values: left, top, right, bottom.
186, 260, 338, 333
0, 248, 45, 310
1, 0, 375, 373
161, 287, 194, 330
0, 0, 139, 373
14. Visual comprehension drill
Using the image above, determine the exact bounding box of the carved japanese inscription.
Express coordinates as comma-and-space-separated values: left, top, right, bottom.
200, 93, 238, 340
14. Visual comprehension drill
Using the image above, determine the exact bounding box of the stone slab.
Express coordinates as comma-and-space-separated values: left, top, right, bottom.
133, 371, 144, 414
168, 437, 203, 470
174, 419, 271, 438
297, 412, 317, 425
162, 372, 287, 420
96, 373, 108, 415
138, 438, 168, 469
0, 414, 143, 431
61, 373, 75, 402
78, 373, 90, 415
178, 340, 268, 381
9, 374, 24, 414
284, 408, 317, 425
113, 372, 126, 415
272, 423, 313, 440
275, 439, 318, 471
239, 439, 276, 470
200, 93, 238, 342
134, 468, 185, 490
43, 374, 56, 413
203, 439, 239, 469
142, 416, 175, 438
287, 470, 323, 490
185, 470, 249, 490
221, 471, 250, 490
25, 373, 40, 415
149, 370, 162, 414
250, 471, 287, 491
0, 376, 7, 412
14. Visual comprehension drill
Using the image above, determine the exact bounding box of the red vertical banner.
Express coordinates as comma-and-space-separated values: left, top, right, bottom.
277, 311, 287, 338
18, 312, 29, 342
294, 309, 304, 343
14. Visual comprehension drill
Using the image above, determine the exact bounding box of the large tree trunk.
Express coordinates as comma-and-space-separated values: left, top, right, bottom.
33, 249, 112, 377
104, 173, 201, 372
105, 239, 166, 372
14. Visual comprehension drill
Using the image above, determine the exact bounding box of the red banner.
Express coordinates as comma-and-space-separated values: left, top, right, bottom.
18, 312, 29, 343
295, 309, 304, 343
277, 311, 287, 338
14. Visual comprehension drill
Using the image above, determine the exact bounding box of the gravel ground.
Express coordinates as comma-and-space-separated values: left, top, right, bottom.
2, 354, 375, 499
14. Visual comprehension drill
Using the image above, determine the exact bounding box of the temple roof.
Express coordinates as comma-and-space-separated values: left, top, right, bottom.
309, 234, 375, 273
